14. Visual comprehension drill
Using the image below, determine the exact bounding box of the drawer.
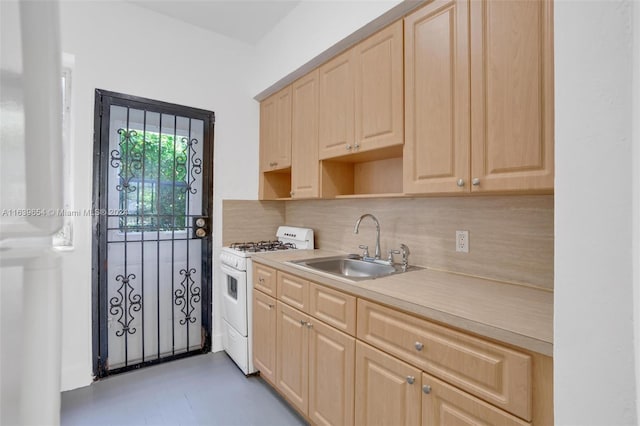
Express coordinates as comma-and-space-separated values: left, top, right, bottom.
309, 282, 356, 336
277, 272, 309, 312
357, 299, 532, 421
422, 373, 529, 425
253, 263, 276, 296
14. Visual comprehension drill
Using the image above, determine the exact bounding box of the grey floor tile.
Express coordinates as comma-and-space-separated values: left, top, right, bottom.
61, 352, 307, 426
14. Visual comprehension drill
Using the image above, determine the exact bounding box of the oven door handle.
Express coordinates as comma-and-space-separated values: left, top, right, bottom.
220, 263, 246, 280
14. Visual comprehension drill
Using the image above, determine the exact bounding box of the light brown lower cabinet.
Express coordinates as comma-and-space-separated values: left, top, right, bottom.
308, 319, 355, 426
275, 300, 356, 426
355, 340, 532, 426
253, 290, 277, 384
355, 341, 422, 426
251, 265, 552, 425
422, 373, 529, 425
276, 301, 309, 413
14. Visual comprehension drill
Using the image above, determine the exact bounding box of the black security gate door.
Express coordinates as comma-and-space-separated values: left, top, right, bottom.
92, 90, 214, 377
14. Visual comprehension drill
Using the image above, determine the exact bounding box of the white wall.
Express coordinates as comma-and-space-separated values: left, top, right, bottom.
57, 0, 259, 390
555, 1, 638, 424
252, 0, 402, 94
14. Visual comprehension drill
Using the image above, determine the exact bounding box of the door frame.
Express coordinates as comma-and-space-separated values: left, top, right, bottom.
91, 89, 214, 378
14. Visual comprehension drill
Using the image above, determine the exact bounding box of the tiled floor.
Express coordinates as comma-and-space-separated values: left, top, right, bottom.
61, 352, 307, 426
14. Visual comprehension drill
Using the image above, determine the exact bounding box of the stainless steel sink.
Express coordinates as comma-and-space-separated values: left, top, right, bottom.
290, 255, 419, 281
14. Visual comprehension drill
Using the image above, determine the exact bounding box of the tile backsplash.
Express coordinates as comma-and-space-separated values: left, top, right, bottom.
223, 195, 553, 290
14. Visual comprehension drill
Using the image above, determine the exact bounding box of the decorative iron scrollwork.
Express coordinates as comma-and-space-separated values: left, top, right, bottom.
186, 138, 202, 194
174, 267, 201, 325
176, 137, 201, 195
111, 129, 142, 192
110, 273, 142, 337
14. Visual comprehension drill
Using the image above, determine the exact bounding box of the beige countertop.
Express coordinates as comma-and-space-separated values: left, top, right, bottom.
252, 249, 553, 357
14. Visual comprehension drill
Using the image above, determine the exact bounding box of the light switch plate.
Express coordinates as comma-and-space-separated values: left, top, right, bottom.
456, 230, 469, 253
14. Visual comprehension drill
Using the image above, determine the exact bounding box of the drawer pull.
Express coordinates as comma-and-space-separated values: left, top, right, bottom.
258, 277, 265, 283
422, 385, 431, 394
268, 304, 274, 309
306, 322, 313, 329
414, 342, 424, 351
406, 376, 415, 385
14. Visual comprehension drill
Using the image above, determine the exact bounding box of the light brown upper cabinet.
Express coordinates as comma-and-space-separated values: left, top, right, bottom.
404, 0, 470, 194
260, 86, 292, 172
319, 21, 404, 160
319, 49, 355, 160
291, 70, 320, 198
404, 0, 554, 194
354, 20, 404, 155
470, 0, 554, 192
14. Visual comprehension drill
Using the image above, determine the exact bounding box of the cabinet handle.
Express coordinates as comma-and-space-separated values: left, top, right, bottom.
268, 304, 274, 309
290, 191, 295, 197
456, 179, 465, 187
472, 178, 480, 186
258, 277, 264, 283
422, 385, 431, 394
306, 322, 313, 329
346, 144, 352, 150
299, 319, 306, 325
414, 342, 424, 351
354, 143, 360, 150
406, 376, 415, 385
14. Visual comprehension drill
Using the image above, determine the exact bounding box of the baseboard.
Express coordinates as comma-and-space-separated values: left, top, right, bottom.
61, 365, 93, 392
211, 331, 224, 352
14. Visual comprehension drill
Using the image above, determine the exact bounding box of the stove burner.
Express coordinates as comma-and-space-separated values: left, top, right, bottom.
230, 242, 257, 252
229, 240, 296, 252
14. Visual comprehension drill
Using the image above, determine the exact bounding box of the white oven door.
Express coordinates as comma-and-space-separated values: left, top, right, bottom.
220, 263, 248, 336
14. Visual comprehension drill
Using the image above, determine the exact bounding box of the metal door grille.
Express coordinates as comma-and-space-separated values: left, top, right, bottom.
92, 90, 214, 377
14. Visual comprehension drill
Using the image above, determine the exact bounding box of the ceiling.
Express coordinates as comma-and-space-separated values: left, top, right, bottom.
128, 0, 301, 45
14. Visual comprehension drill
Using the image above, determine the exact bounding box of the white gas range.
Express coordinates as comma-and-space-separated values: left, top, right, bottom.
220, 226, 314, 375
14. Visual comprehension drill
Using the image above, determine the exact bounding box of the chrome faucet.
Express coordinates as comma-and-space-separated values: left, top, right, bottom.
354, 214, 381, 260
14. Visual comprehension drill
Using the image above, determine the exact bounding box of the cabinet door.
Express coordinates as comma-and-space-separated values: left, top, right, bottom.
319, 49, 355, 160
276, 302, 309, 414
403, 0, 470, 194
354, 20, 404, 153
260, 86, 292, 171
470, 0, 554, 192
308, 319, 355, 426
355, 341, 421, 426
422, 373, 529, 426
253, 291, 277, 384
291, 70, 320, 198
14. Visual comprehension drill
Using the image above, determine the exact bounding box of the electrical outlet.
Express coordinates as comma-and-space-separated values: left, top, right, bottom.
456, 230, 469, 253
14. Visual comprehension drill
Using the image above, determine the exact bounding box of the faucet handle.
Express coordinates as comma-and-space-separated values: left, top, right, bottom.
358, 245, 370, 258
399, 244, 410, 270
387, 249, 401, 263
